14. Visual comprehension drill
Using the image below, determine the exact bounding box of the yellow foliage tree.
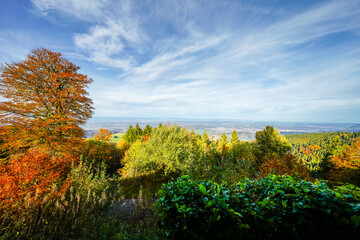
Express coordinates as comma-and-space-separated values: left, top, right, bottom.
93, 128, 112, 142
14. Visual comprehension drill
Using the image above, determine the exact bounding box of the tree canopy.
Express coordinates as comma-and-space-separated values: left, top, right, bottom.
255, 126, 291, 163
0, 48, 93, 154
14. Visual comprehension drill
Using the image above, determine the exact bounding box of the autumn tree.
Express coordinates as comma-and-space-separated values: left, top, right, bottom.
0, 48, 93, 155
93, 128, 112, 142
328, 139, 360, 185
0, 147, 72, 213
259, 153, 309, 179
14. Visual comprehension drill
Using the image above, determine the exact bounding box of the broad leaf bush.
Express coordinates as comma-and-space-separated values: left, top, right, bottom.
155, 175, 246, 240
156, 175, 360, 240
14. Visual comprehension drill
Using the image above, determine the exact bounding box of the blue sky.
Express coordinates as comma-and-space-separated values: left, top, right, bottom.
0, 0, 359, 123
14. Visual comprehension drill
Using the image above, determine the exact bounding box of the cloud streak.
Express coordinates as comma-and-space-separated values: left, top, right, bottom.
17, 0, 360, 122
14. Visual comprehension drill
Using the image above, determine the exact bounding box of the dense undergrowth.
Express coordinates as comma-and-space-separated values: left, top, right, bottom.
157, 175, 360, 240
1, 124, 360, 239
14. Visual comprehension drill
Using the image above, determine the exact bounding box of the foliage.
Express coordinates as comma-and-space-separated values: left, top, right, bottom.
0, 148, 72, 214
123, 125, 137, 145
259, 153, 309, 179
0, 48, 93, 155
324, 139, 360, 185
94, 128, 113, 142
331, 139, 360, 169
82, 139, 123, 175
230, 175, 360, 239
217, 133, 229, 161
0, 161, 112, 239
255, 126, 292, 165
123, 124, 153, 146
213, 141, 258, 182
156, 175, 244, 240
286, 131, 359, 173
116, 138, 129, 152
230, 130, 240, 145
156, 175, 360, 240
143, 124, 153, 136
122, 125, 202, 177
333, 183, 360, 203
118, 170, 180, 199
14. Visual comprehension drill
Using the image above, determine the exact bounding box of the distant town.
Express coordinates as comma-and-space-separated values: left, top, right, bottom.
84, 117, 357, 140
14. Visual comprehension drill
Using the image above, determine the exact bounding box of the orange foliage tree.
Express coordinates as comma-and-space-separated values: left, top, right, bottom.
328, 139, 360, 185
94, 128, 112, 142
331, 139, 360, 169
0, 48, 94, 155
259, 153, 309, 179
0, 148, 72, 213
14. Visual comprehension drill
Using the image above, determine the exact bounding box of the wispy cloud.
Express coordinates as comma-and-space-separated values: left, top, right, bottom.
20, 0, 360, 122
31, 0, 110, 22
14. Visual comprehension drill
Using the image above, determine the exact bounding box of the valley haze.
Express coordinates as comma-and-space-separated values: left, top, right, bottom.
84, 118, 358, 141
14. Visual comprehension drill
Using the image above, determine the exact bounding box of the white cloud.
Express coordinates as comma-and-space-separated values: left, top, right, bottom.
32, 0, 142, 69
31, 0, 110, 22
74, 19, 140, 69
28, 0, 360, 122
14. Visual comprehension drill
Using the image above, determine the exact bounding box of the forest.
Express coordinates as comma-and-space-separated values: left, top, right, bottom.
0, 49, 359, 240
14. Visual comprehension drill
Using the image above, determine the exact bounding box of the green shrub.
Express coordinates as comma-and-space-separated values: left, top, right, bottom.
155, 175, 247, 240
123, 125, 203, 177
156, 175, 360, 240
333, 183, 360, 203
82, 139, 123, 175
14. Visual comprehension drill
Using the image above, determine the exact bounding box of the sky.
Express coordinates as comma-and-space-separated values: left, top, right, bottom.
0, 0, 359, 123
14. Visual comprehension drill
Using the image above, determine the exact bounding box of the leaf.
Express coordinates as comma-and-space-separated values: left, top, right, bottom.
199, 184, 207, 194
335, 192, 342, 198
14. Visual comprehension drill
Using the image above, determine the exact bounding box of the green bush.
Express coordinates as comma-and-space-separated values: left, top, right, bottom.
155, 175, 248, 240
82, 139, 123, 175
123, 125, 203, 177
156, 175, 360, 240
333, 183, 360, 203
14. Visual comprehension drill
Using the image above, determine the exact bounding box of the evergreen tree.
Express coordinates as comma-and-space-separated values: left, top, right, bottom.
143, 124, 153, 136
123, 125, 136, 145
134, 123, 143, 137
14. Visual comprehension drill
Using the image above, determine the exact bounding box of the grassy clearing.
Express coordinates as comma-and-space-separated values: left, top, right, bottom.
110, 133, 125, 143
